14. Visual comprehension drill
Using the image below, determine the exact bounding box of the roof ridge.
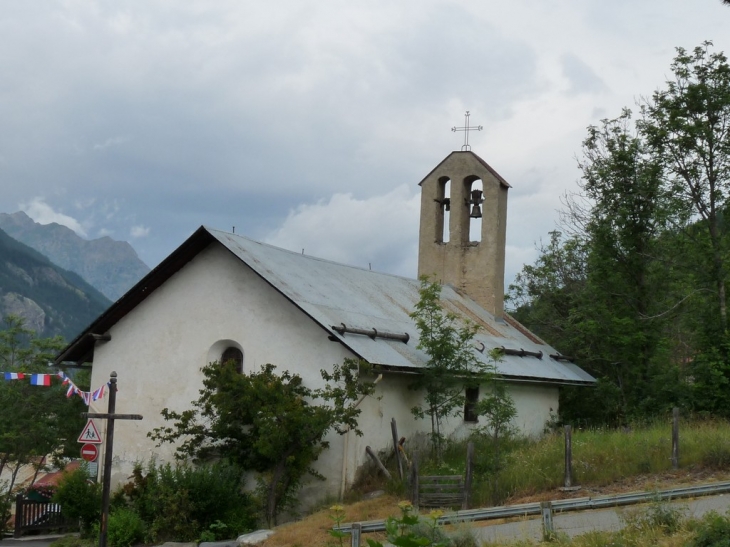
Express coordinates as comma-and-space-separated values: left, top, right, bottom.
204, 226, 419, 282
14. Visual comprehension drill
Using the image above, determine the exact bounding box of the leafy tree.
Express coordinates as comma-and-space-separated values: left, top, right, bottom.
473, 349, 516, 503
510, 43, 730, 425
149, 358, 374, 526
0, 315, 88, 526
640, 41, 730, 333
408, 277, 488, 461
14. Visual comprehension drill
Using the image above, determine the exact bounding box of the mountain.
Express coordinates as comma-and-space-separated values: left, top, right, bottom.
0, 227, 111, 340
0, 212, 150, 301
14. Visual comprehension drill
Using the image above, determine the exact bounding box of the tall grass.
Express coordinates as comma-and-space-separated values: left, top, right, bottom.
435, 418, 730, 506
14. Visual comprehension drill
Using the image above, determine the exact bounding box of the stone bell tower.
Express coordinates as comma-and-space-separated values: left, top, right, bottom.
417, 150, 510, 320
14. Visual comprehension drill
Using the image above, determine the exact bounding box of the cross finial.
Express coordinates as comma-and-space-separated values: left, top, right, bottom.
451, 111, 483, 151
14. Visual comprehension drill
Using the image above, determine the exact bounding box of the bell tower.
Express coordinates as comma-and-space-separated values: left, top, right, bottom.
417, 151, 510, 320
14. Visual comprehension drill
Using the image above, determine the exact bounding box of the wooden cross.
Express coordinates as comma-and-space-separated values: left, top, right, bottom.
451, 111, 483, 151
83, 371, 142, 547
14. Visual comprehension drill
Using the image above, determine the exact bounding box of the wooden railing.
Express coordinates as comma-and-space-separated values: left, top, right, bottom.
13, 495, 77, 538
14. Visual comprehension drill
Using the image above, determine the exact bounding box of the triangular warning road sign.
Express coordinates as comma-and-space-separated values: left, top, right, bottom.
77, 419, 102, 444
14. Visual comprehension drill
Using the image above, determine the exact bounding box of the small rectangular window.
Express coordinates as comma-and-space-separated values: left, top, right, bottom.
464, 386, 479, 423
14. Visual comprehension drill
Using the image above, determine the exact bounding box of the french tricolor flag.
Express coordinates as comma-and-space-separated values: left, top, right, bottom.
92, 385, 106, 401
30, 374, 51, 386
4, 372, 25, 380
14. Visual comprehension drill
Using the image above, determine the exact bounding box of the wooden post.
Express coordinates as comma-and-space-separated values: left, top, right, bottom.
463, 442, 474, 510
564, 425, 572, 488
83, 372, 143, 547
391, 418, 403, 480
541, 501, 554, 541
13, 494, 23, 538
365, 446, 392, 480
672, 407, 680, 469
410, 452, 419, 508
350, 523, 361, 547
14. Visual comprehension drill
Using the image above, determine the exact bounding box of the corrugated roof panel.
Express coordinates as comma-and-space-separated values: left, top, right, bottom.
208, 228, 595, 385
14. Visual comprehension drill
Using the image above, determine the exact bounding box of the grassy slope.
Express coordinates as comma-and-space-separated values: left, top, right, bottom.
261, 419, 730, 547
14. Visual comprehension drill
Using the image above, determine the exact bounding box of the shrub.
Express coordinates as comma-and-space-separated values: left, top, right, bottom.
0, 489, 11, 537
118, 460, 257, 542
689, 511, 730, 547
622, 497, 684, 535
107, 507, 146, 547
53, 466, 102, 536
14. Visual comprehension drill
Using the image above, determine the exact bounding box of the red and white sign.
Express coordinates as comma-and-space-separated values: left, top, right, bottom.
80, 443, 98, 462
77, 419, 102, 444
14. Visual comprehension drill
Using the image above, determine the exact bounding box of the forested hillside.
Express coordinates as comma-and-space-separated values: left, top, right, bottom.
509, 43, 730, 425
0, 211, 150, 301
0, 227, 111, 340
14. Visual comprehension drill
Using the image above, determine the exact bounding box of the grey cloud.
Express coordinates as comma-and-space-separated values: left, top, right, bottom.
561, 53, 609, 95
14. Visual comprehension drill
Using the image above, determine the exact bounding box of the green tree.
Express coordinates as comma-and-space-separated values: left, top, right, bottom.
408, 277, 488, 461
149, 358, 374, 526
473, 348, 516, 503
0, 315, 88, 532
640, 41, 730, 333
510, 43, 730, 425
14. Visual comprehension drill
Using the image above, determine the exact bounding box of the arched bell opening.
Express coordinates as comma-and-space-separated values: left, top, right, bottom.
436, 176, 451, 243
464, 176, 483, 243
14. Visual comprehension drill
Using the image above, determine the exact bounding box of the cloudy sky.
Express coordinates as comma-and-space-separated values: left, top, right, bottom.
1, 1, 729, 290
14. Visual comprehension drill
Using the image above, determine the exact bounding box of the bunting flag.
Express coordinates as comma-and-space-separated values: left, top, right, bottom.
30, 374, 52, 386
92, 384, 106, 401
4, 372, 25, 380
1, 369, 109, 406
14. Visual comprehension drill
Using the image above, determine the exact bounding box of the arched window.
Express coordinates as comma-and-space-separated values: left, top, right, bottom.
439, 177, 451, 243
464, 177, 483, 243
221, 347, 243, 373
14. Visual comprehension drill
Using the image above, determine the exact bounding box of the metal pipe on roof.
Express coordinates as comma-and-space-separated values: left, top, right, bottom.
499, 347, 543, 359
332, 324, 410, 344
550, 354, 574, 362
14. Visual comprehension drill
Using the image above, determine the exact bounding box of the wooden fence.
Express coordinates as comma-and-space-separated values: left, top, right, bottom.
13, 495, 77, 538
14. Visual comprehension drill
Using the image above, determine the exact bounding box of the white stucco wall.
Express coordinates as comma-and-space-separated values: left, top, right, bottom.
87, 241, 560, 507
88, 242, 355, 499
343, 377, 558, 488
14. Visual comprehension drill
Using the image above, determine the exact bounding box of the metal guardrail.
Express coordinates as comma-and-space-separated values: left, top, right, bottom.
335, 480, 730, 536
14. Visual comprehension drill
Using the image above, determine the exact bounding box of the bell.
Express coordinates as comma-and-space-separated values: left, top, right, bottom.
470, 204, 482, 219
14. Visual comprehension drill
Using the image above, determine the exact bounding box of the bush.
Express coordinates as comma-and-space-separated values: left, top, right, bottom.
107, 507, 146, 547
689, 511, 730, 547
53, 466, 102, 536
622, 497, 684, 535
117, 460, 257, 543
0, 490, 12, 537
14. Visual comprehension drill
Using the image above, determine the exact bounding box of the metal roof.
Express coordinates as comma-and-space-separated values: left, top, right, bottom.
209, 228, 594, 385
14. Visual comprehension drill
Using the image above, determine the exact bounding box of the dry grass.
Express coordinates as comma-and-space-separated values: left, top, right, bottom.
260, 494, 402, 547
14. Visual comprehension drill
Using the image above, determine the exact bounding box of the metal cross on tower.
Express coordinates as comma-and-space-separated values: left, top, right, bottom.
451, 111, 483, 151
